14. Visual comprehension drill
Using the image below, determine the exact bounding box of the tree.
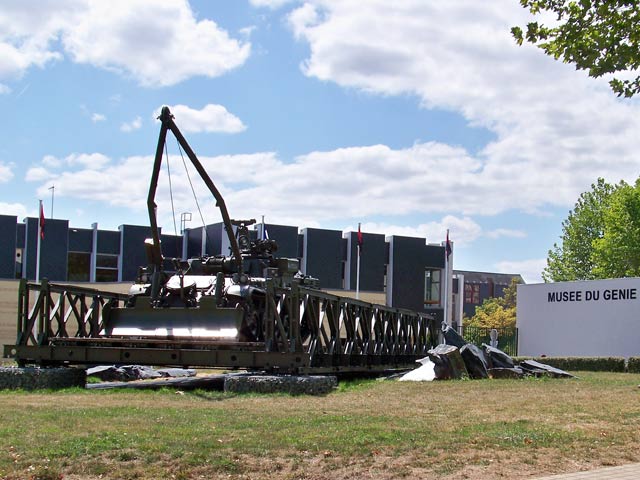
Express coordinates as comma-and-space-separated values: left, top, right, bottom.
542, 178, 613, 282
466, 278, 519, 329
544, 177, 640, 281
512, 1, 640, 97
592, 179, 640, 277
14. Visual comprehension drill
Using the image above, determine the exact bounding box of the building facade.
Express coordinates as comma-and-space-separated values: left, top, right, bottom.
453, 270, 524, 322
0, 215, 457, 321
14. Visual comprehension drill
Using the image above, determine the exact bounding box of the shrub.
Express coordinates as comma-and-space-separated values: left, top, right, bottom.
513, 356, 626, 372
628, 357, 640, 373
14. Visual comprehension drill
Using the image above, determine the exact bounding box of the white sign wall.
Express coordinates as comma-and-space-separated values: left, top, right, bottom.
517, 278, 640, 357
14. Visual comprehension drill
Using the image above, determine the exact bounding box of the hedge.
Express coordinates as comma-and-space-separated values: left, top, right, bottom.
628, 357, 640, 373
513, 356, 626, 372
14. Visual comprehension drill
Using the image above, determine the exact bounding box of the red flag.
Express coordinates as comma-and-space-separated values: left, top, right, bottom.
39, 202, 45, 240
445, 229, 452, 259
357, 223, 363, 254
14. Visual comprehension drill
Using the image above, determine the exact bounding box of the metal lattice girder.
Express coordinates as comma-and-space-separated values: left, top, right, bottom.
6, 279, 438, 374
12, 279, 129, 347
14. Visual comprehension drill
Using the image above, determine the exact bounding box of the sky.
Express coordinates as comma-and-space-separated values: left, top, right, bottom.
1, 0, 639, 284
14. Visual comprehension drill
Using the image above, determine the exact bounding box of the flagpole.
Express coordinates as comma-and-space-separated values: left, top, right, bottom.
443, 246, 447, 326
36, 199, 43, 281
443, 229, 450, 326
356, 244, 361, 300
356, 223, 362, 300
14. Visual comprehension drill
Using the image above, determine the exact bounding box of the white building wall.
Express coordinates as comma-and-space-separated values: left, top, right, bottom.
517, 278, 640, 357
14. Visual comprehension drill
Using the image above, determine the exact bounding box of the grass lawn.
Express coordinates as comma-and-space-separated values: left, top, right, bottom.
0, 372, 639, 480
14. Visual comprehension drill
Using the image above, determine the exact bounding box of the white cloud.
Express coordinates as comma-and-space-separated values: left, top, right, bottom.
239, 26, 256, 38
250, 0, 297, 9
121, 116, 142, 132
24, 145, 487, 238
485, 228, 527, 240
289, 3, 318, 39
0, 0, 72, 81
0, 202, 29, 219
34, 154, 152, 210
28, 144, 536, 251
353, 215, 482, 247
62, 1, 250, 87
494, 258, 546, 284
0, 84, 10, 94
91, 112, 106, 123
25, 166, 53, 182
42, 155, 62, 168
157, 104, 247, 134
285, 1, 640, 215
34, 153, 111, 172
0, 0, 250, 87
65, 153, 111, 168
0, 162, 14, 183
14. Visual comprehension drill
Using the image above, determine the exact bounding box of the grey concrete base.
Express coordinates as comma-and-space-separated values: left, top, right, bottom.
224, 374, 337, 395
0, 367, 86, 390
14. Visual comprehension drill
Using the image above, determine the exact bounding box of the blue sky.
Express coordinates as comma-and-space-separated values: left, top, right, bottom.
1, 0, 639, 283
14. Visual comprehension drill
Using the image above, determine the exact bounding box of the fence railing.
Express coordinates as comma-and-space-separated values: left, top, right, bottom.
458, 325, 518, 356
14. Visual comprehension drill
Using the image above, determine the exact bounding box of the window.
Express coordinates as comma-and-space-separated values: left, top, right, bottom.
96, 254, 119, 282
96, 254, 118, 269
68, 252, 90, 282
424, 268, 441, 305
464, 283, 480, 304
95, 269, 118, 282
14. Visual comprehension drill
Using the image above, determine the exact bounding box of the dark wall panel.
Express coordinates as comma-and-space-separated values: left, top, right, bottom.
205, 223, 223, 256
388, 236, 426, 312
23, 219, 36, 279
16, 223, 25, 247
463, 303, 477, 319
0, 215, 17, 279
186, 227, 203, 258
68, 228, 92, 252
23, 218, 69, 281
494, 284, 508, 298
261, 224, 299, 259
424, 245, 445, 269
345, 231, 386, 292
98, 230, 120, 254
303, 228, 343, 289
160, 234, 183, 259
119, 224, 154, 281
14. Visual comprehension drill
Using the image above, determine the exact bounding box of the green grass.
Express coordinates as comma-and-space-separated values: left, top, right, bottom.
0, 372, 639, 479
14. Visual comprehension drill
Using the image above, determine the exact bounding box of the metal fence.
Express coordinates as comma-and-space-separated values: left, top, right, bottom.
458, 325, 518, 356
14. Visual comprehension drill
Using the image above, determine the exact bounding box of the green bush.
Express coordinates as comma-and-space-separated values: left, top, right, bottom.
513, 356, 626, 372
628, 357, 640, 373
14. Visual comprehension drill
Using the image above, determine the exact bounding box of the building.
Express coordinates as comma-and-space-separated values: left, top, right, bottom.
0, 214, 456, 322
453, 270, 524, 323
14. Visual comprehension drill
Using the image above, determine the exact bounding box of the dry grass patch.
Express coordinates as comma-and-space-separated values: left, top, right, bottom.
0, 372, 639, 479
